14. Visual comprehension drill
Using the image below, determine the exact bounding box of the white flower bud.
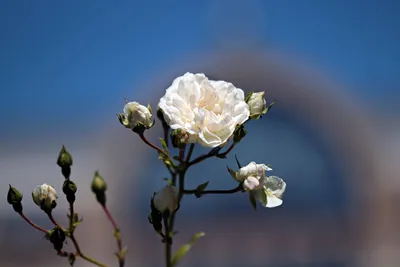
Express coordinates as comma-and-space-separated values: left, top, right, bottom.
247, 92, 266, 118
236, 161, 272, 191
153, 185, 179, 214
32, 183, 58, 213
120, 101, 152, 129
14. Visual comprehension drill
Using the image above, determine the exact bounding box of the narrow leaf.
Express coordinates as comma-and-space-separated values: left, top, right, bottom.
171, 232, 205, 267
226, 166, 237, 181
159, 138, 168, 151
194, 181, 209, 198
245, 90, 254, 103
262, 101, 275, 115
234, 155, 242, 169
249, 192, 257, 211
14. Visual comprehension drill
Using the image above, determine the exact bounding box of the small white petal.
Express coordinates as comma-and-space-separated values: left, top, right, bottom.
265, 193, 283, 208
243, 176, 260, 191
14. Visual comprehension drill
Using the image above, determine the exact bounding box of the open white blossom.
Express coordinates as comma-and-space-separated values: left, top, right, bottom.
153, 185, 179, 214
120, 101, 152, 129
158, 72, 250, 148
236, 161, 272, 191
32, 183, 58, 211
253, 176, 286, 208
236, 162, 286, 208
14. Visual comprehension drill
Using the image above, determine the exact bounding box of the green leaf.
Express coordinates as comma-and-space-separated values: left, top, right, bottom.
159, 138, 168, 151
194, 181, 209, 198
115, 247, 128, 262
245, 90, 254, 103
249, 192, 257, 211
171, 232, 205, 267
262, 101, 275, 115
147, 102, 153, 114
234, 155, 242, 169
226, 166, 237, 181
233, 124, 247, 144
159, 152, 174, 168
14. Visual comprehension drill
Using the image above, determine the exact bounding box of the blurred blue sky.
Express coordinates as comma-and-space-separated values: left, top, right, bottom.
0, 0, 399, 138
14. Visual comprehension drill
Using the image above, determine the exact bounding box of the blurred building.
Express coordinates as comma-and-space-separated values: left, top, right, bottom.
1, 2, 399, 266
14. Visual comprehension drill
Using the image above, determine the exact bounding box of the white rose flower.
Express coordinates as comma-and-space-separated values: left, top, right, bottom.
247, 91, 266, 118
32, 183, 58, 212
236, 162, 286, 208
236, 161, 272, 191
252, 176, 286, 208
119, 101, 152, 129
158, 72, 250, 148
153, 185, 179, 214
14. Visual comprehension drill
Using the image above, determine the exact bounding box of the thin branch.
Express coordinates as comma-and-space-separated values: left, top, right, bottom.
185, 144, 195, 163
184, 184, 243, 195
217, 143, 236, 158
102, 204, 125, 267
68, 202, 109, 267
139, 133, 169, 159
18, 212, 48, 233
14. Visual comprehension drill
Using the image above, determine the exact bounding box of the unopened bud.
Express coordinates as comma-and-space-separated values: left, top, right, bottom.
247, 91, 267, 119
32, 183, 58, 214
57, 146, 73, 178
119, 101, 154, 133
170, 129, 189, 148
91, 171, 107, 206
62, 180, 77, 204
153, 185, 179, 215
46, 226, 66, 251
7, 185, 23, 213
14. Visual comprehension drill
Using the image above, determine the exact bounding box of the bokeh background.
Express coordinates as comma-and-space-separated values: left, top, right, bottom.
1, 1, 399, 267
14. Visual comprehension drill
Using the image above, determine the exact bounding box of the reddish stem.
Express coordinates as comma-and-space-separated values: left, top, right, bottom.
47, 212, 65, 231
139, 133, 169, 158
102, 204, 124, 267
19, 212, 48, 233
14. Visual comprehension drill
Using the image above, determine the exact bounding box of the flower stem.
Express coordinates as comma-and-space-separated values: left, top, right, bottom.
188, 143, 236, 166
184, 184, 243, 195
47, 212, 65, 231
185, 144, 195, 163
165, 168, 187, 267
163, 217, 172, 267
63, 203, 110, 267
18, 212, 48, 233
102, 204, 125, 267
139, 133, 169, 159
217, 143, 236, 158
